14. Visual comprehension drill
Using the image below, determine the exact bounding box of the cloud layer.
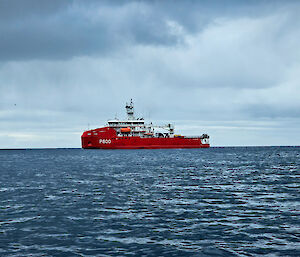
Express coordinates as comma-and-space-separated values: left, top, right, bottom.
1, 0, 300, 147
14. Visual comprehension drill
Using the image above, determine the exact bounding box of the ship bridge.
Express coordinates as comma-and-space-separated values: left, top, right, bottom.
107, 119, 145, 127
106, 100, 175, 138
107, 119, 148, 137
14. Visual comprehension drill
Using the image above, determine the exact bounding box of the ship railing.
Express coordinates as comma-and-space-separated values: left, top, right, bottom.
185, 134, 210, 139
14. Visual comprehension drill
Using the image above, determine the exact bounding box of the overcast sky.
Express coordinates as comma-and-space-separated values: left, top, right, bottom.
1, 0, 300, 148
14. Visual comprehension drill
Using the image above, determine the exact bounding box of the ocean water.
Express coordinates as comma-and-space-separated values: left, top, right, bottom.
0, 147, 299, 257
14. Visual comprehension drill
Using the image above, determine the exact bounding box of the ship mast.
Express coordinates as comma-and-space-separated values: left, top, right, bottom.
125, 99, 135, 120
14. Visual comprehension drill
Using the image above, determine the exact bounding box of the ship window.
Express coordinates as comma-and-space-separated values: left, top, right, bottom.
87, 133, 91, 135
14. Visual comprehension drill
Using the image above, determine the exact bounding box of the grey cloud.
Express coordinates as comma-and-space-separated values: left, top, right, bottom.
1, 0, 300, 147
1, 0, 298, 61
0, 0, 69, 20
0, 1, 182, 61
242, 104, 300, 119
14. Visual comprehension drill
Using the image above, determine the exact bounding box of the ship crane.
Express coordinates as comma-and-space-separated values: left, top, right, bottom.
150, 123, 174, 135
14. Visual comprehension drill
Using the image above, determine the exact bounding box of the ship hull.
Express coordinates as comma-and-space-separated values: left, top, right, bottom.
81, 128, 209, 149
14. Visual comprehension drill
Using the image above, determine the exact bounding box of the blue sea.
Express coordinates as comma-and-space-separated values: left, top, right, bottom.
0, 147, 299, 256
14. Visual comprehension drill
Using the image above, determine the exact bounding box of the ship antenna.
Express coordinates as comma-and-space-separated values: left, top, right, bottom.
125, 99, 135, 120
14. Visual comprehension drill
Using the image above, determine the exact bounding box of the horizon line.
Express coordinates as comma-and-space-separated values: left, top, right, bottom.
0, 146, 299, 150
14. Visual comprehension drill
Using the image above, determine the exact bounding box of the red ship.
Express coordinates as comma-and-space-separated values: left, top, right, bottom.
81, 100, 210, 149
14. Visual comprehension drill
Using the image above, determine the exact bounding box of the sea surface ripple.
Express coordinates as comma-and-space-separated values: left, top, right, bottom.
0, 147, 299, 256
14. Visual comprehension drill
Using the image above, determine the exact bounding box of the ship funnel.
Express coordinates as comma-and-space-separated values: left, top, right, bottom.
125, 99, 135, 120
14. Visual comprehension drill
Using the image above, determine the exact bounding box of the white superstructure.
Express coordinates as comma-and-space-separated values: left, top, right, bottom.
107, 99, 174, 138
